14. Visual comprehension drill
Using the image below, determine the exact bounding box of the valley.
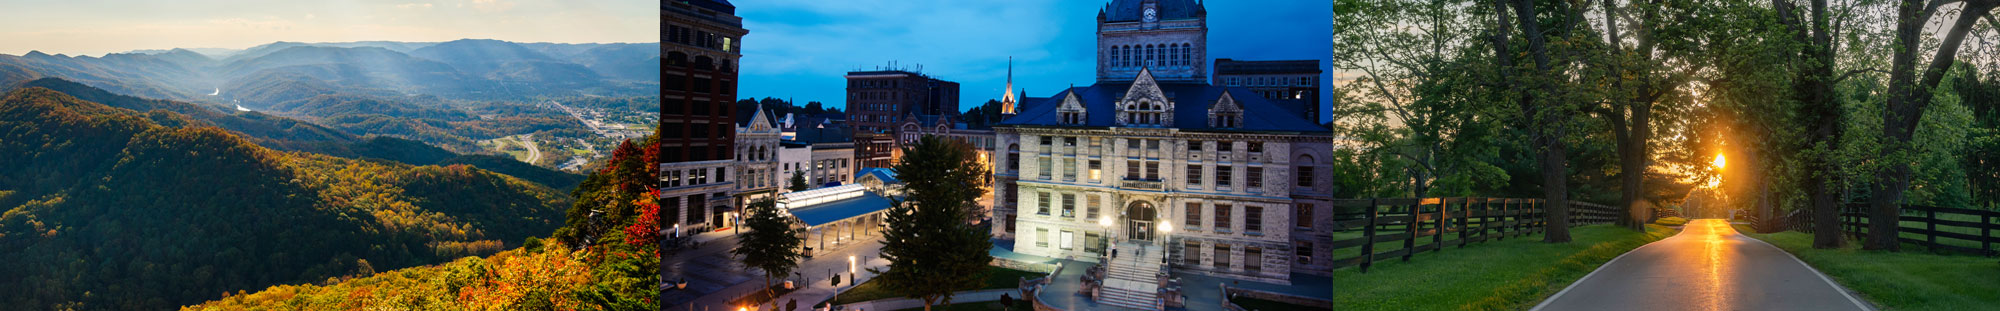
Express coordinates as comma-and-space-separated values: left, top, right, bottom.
0, 39, 660, 173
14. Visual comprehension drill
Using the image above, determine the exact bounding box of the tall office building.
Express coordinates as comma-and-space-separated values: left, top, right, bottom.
843, 70, 960, 168
1213, 59, 1323, 124
661, 0, 747, 231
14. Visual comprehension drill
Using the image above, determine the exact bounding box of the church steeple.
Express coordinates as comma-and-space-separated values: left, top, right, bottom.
1000, 57, 1017, 115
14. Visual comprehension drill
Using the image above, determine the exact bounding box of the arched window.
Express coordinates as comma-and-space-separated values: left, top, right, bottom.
1122, 45, 1132, 67
1181, 44, 1193, 66
1143, 45, 1153, 67
1007, 144, 1021, 172
666, 51, 689, 67
1112, 45, 1128, 67
1168, 45, 1178, 68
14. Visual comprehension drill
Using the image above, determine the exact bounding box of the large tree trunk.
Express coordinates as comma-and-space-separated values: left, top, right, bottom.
1870, 0, 1998, 250
1600, 0, 1657, 232
1774, 0, 1847, 248
1507, 0, 1571, 243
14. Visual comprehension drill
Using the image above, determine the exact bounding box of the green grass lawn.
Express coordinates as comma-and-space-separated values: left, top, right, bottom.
829, 266, 1043, 305
1738, 228, 2000, 310
1231, 297, 1332, 311
1326, 224, 1677, 311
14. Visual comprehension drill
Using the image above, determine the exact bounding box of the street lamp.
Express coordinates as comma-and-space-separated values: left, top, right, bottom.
849, 255, 857, 275
1157, 222, 1173, 248
1097, 215, 1114, 255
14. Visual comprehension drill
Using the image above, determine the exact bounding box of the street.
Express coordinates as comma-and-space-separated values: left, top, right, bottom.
1533, 219, 1873, 311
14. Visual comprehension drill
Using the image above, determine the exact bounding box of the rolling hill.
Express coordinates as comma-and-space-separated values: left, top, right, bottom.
0, 86, 583, 310
6, 78, 585, 191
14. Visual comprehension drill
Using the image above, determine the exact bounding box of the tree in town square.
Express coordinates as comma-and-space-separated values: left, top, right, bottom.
789, 170, 810, 192
732, 198, 804, 309
869, 135, 994, 311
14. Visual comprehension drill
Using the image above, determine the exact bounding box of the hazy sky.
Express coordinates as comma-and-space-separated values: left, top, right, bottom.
732, 0, 1333, 121
0, 0, 656, 56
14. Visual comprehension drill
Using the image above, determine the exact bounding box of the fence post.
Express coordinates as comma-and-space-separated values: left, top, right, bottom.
1927, 207, 1937, 246
1501, 199, 1513, 240
1436, 198, 1450, 253
1985, 214, 1993, 255
1481, 198, 1492, 243
1360, 199, 1378, 273
1458, 198, 1470, 249
1403, 200, 1419, 262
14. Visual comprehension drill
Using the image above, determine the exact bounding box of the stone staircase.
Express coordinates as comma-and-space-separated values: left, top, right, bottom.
1098, 241, 1165, 310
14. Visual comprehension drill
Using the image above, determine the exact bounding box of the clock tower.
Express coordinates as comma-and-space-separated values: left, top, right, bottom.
1095, 0, 1207, 84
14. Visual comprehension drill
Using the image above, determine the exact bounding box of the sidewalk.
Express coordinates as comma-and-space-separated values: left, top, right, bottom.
836, 288, 1018, 311
752, 238, 890, 311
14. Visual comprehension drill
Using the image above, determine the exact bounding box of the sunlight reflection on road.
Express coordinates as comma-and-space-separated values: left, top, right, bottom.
1697, 219, 1733, 311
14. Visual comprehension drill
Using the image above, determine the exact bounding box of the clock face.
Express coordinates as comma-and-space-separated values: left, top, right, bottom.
1144, 8, 1157, 22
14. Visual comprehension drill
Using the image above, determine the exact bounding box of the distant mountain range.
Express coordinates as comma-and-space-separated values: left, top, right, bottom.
7, 77, 584, 190
0, 39, 660, 107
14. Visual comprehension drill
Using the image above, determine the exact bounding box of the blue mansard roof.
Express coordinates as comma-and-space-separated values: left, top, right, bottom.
998, 82, 1330, 133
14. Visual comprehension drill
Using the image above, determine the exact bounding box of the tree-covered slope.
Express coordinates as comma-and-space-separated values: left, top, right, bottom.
0, 87, 572, 310
184, 132, 666, 311
6, 78, 585, 191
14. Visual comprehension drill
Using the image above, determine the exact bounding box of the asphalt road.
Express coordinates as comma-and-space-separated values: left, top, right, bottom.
1534, 219, 1873, 311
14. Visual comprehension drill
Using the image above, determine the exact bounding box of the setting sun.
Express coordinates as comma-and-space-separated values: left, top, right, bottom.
1713, 154, 1727, 170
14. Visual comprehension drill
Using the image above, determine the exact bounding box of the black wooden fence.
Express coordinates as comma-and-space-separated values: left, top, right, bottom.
1326, 198, 1622, 273
1839, 203, 2000, 256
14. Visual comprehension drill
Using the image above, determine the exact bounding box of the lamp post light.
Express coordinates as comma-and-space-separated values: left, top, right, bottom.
1097, 215, 1113, 256
1157, 222, 1172, 248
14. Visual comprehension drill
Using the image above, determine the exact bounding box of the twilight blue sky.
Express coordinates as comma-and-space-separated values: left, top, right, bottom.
732, 0, 1332, 121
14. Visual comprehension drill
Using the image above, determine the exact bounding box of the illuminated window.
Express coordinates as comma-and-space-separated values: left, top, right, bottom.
1061, 194, 1075, 218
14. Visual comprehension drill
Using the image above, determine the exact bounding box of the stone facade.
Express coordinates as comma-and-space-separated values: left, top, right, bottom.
733, 104, 782, 215
809, 143, 855, 187
997, 123, 1334, 282
1097, 0, 1207, 83
992, 0, 1337, 284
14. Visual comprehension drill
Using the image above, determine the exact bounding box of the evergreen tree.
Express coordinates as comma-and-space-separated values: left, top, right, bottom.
789, 170, 810, 192
731, 198, 804, 310
868, 135, 994, 310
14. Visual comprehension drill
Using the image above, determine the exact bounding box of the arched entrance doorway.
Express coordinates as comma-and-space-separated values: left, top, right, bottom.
1125, 201, 1157, 241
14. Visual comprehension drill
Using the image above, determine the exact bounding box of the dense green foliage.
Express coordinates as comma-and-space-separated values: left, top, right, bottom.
186, 131, 668, 310
735, 97, 840, 120
0, 88, 571, 310
872, 136, 996, 310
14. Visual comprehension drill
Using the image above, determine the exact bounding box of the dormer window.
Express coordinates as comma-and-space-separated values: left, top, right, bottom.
1115, 68, 1174, 127
1057, 91, 1088, 125
1209, 91, 1245, 128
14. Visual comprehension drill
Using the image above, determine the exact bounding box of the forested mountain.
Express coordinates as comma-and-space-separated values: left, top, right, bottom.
186, 131, 666, 311
5, 78, 585, 190
0, 87, 577, 310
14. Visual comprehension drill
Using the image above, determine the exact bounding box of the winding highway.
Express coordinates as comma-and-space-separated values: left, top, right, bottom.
1534, 219, 1873, 311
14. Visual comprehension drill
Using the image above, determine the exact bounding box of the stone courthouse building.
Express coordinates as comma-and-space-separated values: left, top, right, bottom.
991, 0, 1335, 300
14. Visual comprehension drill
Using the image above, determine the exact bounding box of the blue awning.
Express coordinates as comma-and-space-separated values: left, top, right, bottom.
789, 193, 895, 227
